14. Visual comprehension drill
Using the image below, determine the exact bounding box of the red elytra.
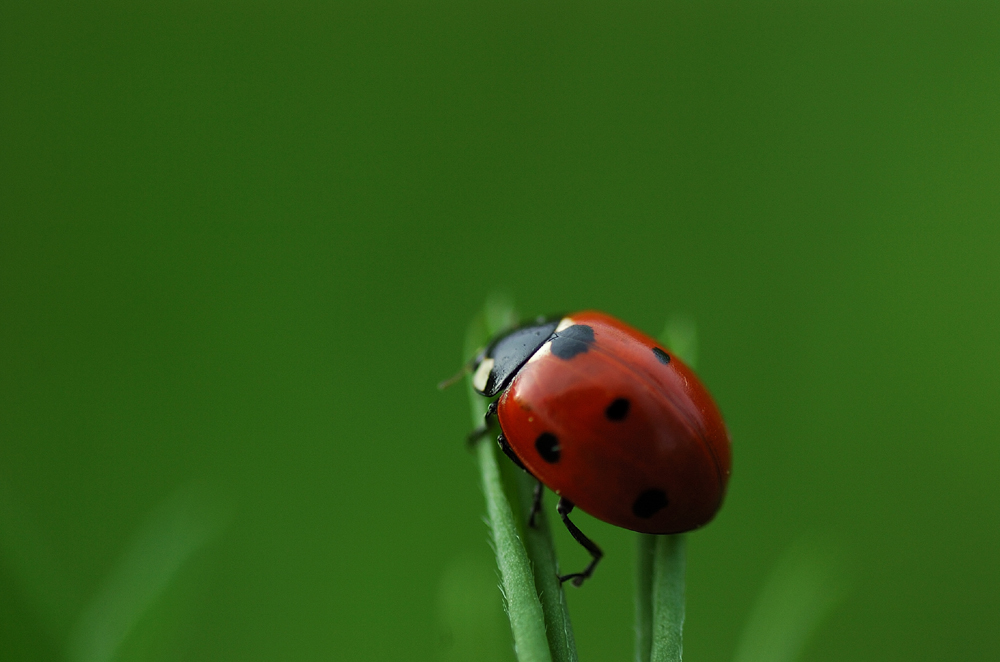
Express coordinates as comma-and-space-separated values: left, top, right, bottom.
472, 311, 731, 535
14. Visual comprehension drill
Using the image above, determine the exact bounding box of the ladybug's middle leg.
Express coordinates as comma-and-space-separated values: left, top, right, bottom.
495, 435, 545, 530
496, 432, 528, 472
527, 480, 544, 529
556, 497, 604, 587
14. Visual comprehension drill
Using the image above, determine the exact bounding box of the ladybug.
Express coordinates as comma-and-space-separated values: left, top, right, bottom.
466, 311, 731, 585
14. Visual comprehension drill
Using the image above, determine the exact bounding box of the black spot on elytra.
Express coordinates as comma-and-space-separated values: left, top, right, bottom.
550, 324, 594, 360
605, 398, 630, 421
632, 489, 669, 518
652, 347, 670, 365
535, 432, 561, 463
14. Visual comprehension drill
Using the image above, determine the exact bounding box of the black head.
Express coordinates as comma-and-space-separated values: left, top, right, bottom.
472, 317, 561, 397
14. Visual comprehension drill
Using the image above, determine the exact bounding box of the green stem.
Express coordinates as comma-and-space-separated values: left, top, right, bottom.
511, 469, 578, 662
639, 316, 698, 662
635, 533, 656, 662
465, 300, 565, 662
650, 534, 686, 662
474, 437, 552, 662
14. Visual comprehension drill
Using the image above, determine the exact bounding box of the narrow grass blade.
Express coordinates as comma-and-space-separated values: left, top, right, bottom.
510, 468, 578, 662
465, 298, 553, 662
637, 316, 699, 662
473, 420, 552, 662
634, 533, 656, 662
650, 534, 686, 662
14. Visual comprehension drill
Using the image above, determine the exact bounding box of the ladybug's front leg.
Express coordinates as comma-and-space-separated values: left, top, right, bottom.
556, 498, 604, 587
466, 400, 498, 446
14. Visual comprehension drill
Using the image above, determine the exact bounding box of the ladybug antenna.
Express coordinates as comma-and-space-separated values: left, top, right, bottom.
437, 364, 471, 391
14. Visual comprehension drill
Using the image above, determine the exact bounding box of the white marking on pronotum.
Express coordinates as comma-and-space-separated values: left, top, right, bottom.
472, 357, 494, 392
526, 317, 571, 366
526, 339, 552, 365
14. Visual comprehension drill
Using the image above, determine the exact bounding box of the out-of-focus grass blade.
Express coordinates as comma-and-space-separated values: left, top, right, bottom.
661, 316, 698, 369
0, 479, 79, 637
66, 482, 232, 662
731, 538, 847, 662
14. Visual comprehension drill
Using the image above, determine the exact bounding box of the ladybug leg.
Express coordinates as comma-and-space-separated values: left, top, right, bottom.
496, 432, 529, 472
527, 480, 544, 529
466, 401, 499, 446
495, 436, 544, 529
556, 498, 604, 587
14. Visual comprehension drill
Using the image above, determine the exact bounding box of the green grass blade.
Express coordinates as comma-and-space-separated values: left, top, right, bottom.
637, 316, 699, 662
465, 297, 553, 662
634, 534, 656, 662
650, 534, 686, 662
475, 439, 552, 662
510, 469, 578, 662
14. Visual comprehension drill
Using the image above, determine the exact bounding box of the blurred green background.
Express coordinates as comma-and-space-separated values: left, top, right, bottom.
2, 1, 999, 660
